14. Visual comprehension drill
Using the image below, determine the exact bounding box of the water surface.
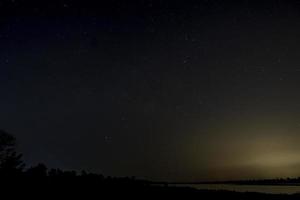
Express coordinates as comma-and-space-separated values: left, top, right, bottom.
175, 184, 300, 194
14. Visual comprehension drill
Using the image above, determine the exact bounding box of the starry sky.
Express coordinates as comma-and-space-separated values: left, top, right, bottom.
2, 0, 300, 181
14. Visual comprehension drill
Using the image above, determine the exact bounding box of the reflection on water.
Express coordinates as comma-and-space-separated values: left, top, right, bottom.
176, 184, 300, 194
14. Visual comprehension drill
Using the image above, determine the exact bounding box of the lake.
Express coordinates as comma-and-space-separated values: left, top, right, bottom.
175, 184, 300, 194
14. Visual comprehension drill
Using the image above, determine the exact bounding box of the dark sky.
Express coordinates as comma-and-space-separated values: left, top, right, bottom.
2, 0, 300, 181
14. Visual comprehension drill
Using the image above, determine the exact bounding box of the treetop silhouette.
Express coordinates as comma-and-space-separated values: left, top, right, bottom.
0, 130, 25, 175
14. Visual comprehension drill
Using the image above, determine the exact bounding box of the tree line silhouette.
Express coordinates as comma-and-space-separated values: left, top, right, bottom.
1, 129, 300, 199
0, 129, 137, 179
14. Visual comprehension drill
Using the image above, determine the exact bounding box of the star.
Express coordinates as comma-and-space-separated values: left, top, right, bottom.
104, 136, 112, 143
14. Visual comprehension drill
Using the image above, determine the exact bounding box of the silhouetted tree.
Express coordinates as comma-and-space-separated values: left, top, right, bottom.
48, 168, 64, 177
0, 130, 24, 175
26, 163, 48, 177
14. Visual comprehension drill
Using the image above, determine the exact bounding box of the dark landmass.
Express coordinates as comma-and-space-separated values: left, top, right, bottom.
2, 176, 300, 199
158, 178, 300, 186
1, 130, 300, 199
226, 178, 300, 186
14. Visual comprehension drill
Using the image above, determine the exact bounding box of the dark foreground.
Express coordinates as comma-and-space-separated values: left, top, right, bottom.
3, 177, 300, 199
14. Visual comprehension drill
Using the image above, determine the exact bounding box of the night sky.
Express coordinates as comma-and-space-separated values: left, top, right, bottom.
2, 0, 300, 181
